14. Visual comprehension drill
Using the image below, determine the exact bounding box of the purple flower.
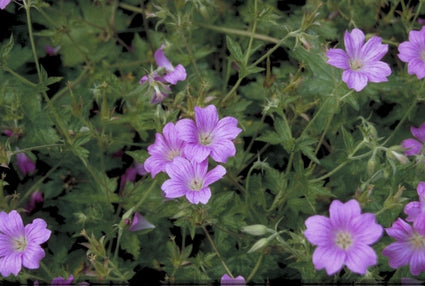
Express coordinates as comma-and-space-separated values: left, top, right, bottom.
304, 199, 383, 275
382, 215, 425, 276
2, 129, 13, 137
401, 123, 425, 156
16, 152, 36, 175
0, 0, 12, 9
127, 212, 155, 232
140, 73, 171, 104
154, 44, 186, 85
25, 191, 44, 214
220, 274, 246, 285
45, 45, 61, 56
326, 28, 391, 92
176, 105, 242, 163
144, 122, 187, 178
51, 274, 73, 285
404, 182, 425, 222
161, 157, 226, 204
0, 210, 51, 277
398, 26, 425, 79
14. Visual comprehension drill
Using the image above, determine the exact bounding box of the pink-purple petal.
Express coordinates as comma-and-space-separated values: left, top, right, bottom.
404, 201, 422, 222
382, 241, 412, 269
213, 117, 242, 140
326, 49, 350, 69
361, 36, 388, 63
312, 245, 345, 275
409, 249, 425, 276
411, 123, 425, 143
209, 140, 236, 163
362, 61, 391, 82
345, 244, 377, 274
195, 105, 219, 133
186, 188, 211, 204
304, 215, 332, 246
342, 70, 368, 92
0, 252, 22, 277
161, 179, 187, 199
176, 119, 198, 142
344, 28, 364, 58
154, 45, 174, 71
24, 219, 51, 245
401, 138, 422, 155
329, 199, 361, 227
163, 64, 186, 85
22, 244, 45, 269
203, 165, 226, 187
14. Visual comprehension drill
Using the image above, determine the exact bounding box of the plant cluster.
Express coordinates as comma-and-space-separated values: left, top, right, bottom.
2, 0, 425, 284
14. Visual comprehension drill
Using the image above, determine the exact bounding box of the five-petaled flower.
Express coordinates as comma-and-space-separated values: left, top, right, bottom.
161, 157, 226, 204
382, 214, 425, 276
304, 199, 383, 275
176, 105, 242, 163
398, 26, 425, 79
144, 122, 187, 178
401, 122, 425, 156
326, 28, 391, 92
0, 210, 51, 277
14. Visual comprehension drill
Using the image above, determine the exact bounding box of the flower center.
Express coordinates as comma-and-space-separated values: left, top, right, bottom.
409, 232, 425, 249
349, 58, 363, 70
335, 231, 353, 250
166, 149, 181, 161
188, 178, 203, 191
199, 132, 213, 146
13, 236, 28, 252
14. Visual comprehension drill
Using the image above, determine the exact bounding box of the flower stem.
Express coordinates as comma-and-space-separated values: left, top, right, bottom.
24, 0, 42, 83
202, 225, 233, 278
246, 252, 264, 282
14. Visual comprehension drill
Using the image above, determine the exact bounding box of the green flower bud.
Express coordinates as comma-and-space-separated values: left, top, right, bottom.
248, 237, 269, 253
241, 224, 270, 236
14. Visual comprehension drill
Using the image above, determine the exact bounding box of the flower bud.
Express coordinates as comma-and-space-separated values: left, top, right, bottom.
241, 224, 270, 236
248, 237, 269, 253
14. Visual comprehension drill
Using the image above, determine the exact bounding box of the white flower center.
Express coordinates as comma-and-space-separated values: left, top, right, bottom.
13, 236, 28, 252
409, 232, 425, 249
166, 149, 181, 161
349, 58, 363, 70
335, 230, 353, 250
188, 178, 203, 191
199, 132, 213, 146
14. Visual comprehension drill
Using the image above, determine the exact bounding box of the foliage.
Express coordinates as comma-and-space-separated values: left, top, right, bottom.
1, 0, 425, 283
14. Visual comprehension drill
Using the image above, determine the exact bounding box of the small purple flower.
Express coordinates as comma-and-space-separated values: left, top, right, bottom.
161, 157, 226, 204
127, 212, 155, 232
144, 122, 187, 178
304, 199, 383, 275
220, 274, 246, 285
398, 26, 425, 79
51, 274, 73, 285
0, 210, 51, 277
45, 45, 61, 56
401, 123, 425, 156
382, 215, 425, 276
25, 191, 44, 214
16, 152, 36, 175
176, 105, 242, 163
140, 73, 171, 104
326, 28, 391, 92
404, 182, 425, 222
2, 129, 13, 137
154, 44, 186, 85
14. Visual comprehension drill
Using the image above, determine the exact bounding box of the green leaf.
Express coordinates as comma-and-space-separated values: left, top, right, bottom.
0, 34, 14, 66
295, 135, 320, 165
226, 36, 244, 64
